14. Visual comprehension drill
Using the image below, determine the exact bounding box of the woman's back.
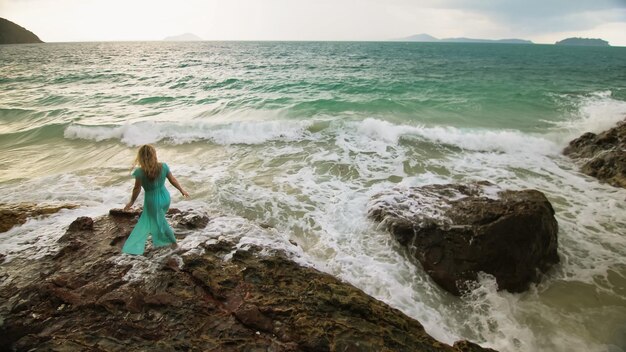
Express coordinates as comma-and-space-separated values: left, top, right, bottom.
133, 163, 169, 192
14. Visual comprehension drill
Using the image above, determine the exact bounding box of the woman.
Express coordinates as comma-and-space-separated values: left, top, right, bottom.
122, 145, 189, 255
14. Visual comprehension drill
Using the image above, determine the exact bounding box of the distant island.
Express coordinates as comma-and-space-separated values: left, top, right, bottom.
0, 17, 43, 44
555, 37, 609, 46
163, 33, 203, 42
395, 33, 532, 44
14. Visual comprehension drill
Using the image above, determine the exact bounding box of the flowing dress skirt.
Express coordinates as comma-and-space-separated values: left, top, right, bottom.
122, 180, 176, 255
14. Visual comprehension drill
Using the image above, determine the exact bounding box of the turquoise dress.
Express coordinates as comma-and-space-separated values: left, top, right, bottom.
122, 163, 176, 255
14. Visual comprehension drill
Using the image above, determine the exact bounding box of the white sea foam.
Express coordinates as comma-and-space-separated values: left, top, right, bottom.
182, 113, 625, 351
458, 274, 618, 352
551, 90, 626, 144
0, 173, 129, 262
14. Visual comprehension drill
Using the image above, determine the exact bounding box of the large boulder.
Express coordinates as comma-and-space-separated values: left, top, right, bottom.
0, 208, 496, 352
368, 182, 559, 296
563, 119, 626, 188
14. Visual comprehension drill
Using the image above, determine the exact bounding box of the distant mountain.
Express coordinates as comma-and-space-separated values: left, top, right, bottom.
440, 37, 532, 44
163, 33, 203, 42
400, 33, 438, 42
555, 37, 609, 46
0, 17, 43, 44
394, 33, 533, 44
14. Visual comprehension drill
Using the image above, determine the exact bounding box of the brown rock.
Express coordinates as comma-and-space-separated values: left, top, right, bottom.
109, 208, 142, 217
58, 217, 93, 245
233, 303, 274, 333
0, 203, 78, 233
369, 182, 559, 296
170, 210, 210, 230
0, 208, 495, 351
67, 216, 94, 232
453, 340, 499, 352
564, 119, 626, 188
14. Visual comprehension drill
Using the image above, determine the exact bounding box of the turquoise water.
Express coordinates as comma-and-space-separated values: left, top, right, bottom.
1, 42, 626, 351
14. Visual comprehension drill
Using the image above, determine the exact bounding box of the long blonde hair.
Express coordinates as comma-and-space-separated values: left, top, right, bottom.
133, 145, 161, 180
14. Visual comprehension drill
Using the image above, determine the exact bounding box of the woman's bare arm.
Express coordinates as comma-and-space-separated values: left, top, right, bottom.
167, 171, 190, 198
124, 178, 142, 210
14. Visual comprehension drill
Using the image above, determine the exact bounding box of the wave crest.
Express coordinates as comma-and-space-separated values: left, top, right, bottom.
63, 120, 314, 146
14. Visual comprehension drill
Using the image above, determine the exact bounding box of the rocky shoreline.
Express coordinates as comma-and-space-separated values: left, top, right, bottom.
0, 205, 494, 352
0, 203, 78, 233
563, 118, 626, 188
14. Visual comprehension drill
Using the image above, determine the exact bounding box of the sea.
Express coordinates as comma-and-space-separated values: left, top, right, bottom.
1, 41, 625, 352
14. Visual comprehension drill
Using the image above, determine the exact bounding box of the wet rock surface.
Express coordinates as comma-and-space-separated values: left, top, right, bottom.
369, 182, 559, 296
0, 208, 495, 351
0, 203, 78, 233
563, 119, 626, 188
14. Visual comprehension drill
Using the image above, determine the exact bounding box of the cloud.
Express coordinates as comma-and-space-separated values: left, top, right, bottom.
533, 21, 626, 45
423, 0, 626, 34
426, 0, 624, 18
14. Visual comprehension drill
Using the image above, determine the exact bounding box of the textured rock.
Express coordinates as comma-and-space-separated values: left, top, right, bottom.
563, 119, 626, 188
368, 182, 559, 296
108, 207, 210, 230
170, 209, 210, 230
0, 203, 78, 233
67, 216, 94, 232
0, 209, 496, 351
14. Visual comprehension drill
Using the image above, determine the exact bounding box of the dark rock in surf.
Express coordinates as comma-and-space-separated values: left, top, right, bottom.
454, 340, 499, 352
563, 119, 626, 189
170, 210, 210, 230
368, 182, 559, 296
0, 208, 496, 351
0, 203, 78, 233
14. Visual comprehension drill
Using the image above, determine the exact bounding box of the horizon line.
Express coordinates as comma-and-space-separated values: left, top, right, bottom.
8, 39, 623, 47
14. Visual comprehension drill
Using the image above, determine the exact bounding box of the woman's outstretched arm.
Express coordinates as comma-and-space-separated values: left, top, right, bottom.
124, 178, 142, 210
167, 171, 190, 198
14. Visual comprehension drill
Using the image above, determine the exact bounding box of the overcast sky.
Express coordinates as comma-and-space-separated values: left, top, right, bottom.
2, 0, 626, 45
